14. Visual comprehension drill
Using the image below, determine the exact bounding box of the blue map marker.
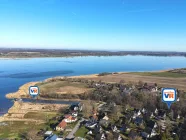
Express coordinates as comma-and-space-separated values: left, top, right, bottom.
29, 86, 39, 98
162, 88, 177, 109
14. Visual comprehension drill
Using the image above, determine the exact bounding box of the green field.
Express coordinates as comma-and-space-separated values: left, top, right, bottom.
131, 72, 186, 78
0, 121, 46, 139
36, 81, 89, 94
75, 126, 89, 138
0, 112, 58, 139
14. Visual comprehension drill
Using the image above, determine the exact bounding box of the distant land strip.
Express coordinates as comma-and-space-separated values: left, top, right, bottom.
0, 48, 186, 58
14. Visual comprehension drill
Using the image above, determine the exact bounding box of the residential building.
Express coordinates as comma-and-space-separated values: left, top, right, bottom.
56, 120, 67, 131
134, 117, 144, 126
64, 115, 77, 123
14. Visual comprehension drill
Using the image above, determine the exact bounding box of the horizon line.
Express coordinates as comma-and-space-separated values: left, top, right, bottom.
0, 47, 186, 53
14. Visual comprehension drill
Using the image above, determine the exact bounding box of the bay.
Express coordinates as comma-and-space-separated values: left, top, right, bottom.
0, 56, 186, 114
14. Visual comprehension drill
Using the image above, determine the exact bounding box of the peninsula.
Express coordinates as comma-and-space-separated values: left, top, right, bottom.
1, 69, 186, 139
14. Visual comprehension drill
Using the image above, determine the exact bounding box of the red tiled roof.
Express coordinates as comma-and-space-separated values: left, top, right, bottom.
58, 120, 67, 128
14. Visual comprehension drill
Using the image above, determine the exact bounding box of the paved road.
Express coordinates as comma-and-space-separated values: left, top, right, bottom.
65, 118, 84, 140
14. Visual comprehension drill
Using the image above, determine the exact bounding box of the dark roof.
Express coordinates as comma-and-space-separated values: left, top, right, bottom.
145, 112, 153, 117
146, 120, 156, 129
134, 117, 143, 124
144, 127, 153, 134
158, 110, 166, 117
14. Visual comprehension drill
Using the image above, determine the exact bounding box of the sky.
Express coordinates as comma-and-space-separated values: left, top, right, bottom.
0, 0, 186, 51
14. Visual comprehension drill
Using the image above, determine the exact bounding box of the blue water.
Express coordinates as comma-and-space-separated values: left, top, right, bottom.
0, 56, 186, 114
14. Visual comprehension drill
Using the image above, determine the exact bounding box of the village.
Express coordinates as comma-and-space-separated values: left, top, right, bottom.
40, 79, 186, 140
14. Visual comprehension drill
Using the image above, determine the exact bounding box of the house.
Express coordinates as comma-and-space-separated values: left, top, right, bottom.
70, 104, 79, 111
70, 103, 83, 111
146, 120, 158, 130
158, 110, 166, 119
95, 83, 101, 87
128, 130, 139, 139
150, 112, 155, 118
45, 131, 53, 137
56, 120, 67, 131
64, 115, 77, 123
111, 125, 119, 132
154, 108, 158, 114
134, 109, 141, 116
134, 117, 144, 126
85, 121, 97, 129
87, 130, 93, 135
150, 85, 158, 92
142, 120, 158, 138
142, 84, 158, 92
144, 112, 155, 121
141, 108, 146, 114
102, 115, 109, 121
132, 109, 141, 120
45, 134, 62, 140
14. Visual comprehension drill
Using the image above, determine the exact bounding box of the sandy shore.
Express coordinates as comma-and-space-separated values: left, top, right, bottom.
6, 82, 39, 99
5, 74, 100, 99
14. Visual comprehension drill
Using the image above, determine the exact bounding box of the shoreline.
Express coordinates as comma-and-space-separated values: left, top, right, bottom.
5, 69, 171, 99
0, 69, 177, 122
0, 54, 186, 59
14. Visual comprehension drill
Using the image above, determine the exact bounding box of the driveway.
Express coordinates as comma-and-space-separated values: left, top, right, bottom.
65, 118, 84, 140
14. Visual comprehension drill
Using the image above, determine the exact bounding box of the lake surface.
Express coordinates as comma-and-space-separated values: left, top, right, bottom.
0, 56, 186, 114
